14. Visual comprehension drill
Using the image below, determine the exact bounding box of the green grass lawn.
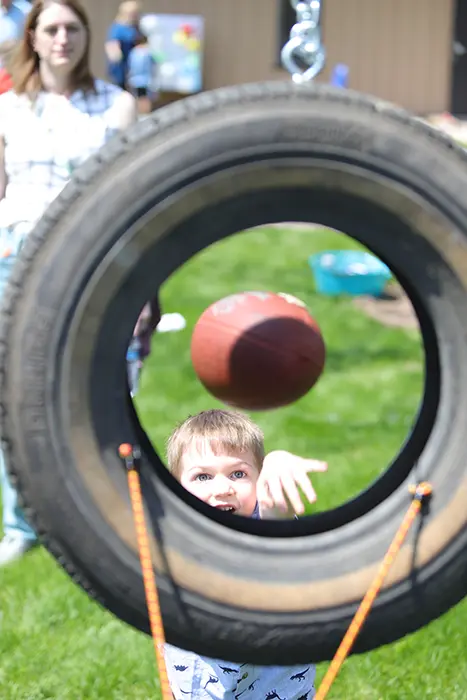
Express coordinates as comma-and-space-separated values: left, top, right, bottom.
1, 225, 467, 699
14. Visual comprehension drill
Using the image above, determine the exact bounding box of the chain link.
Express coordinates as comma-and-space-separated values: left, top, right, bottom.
281, 0, 326, 83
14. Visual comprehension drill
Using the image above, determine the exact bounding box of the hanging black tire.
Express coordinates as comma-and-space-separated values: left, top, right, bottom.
2, 82, 467, 664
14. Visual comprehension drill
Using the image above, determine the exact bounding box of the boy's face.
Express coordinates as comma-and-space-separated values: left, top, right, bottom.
178, 442, 260, 517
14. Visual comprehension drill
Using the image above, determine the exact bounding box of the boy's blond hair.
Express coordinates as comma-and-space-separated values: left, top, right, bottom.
167, 409, 265, 477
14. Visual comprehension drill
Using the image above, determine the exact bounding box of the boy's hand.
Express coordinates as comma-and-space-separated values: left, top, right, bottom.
257, 450, 328, 519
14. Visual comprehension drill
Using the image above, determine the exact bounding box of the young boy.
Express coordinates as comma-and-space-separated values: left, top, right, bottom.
164, 409, 328, 699
127, 30, 158, 114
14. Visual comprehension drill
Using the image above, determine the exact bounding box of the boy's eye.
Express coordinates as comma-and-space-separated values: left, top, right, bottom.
231, 470, 246, 479
194, 473, 211, 482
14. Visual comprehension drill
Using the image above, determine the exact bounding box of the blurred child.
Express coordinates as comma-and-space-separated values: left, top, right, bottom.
127, 30, 157, 114
127, 299, 160, 396
0, 39, 17, 94
127, 297, 186, 396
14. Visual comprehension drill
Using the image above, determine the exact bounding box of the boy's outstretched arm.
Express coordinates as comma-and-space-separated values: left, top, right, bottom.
257, 450, 328, 519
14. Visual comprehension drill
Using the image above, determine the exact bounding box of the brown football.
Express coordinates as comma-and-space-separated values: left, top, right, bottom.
190, 291, 326, 411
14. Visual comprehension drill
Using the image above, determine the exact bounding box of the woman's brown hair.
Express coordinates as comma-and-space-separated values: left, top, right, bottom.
10, 0, 95, 96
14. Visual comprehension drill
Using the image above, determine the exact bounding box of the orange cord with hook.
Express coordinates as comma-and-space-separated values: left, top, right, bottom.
315, 481, 433, 700
120, 443, 173, 700
121, 440, 432, 700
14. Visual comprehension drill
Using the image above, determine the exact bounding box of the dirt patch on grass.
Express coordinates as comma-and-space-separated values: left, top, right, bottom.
353, 284, 419, 330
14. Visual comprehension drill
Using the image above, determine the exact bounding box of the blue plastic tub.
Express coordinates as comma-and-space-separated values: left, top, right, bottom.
309, 250, 392, 297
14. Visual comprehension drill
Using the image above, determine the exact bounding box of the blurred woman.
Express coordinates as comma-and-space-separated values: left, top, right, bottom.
0, 0, 137, 566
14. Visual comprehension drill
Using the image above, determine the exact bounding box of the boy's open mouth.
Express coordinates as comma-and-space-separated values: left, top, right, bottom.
215, 505, 236, 513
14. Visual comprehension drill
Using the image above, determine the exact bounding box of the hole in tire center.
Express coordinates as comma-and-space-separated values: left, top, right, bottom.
131, 223, 426, 518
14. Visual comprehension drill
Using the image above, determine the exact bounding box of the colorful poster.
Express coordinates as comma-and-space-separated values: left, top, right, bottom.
140, 14, 204, 94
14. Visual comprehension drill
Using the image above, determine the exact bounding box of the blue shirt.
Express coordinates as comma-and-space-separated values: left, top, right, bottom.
106, 22, 139, 86
13, 0, 31, 10
0, 0, 31, 44
164, 501, 313, 699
